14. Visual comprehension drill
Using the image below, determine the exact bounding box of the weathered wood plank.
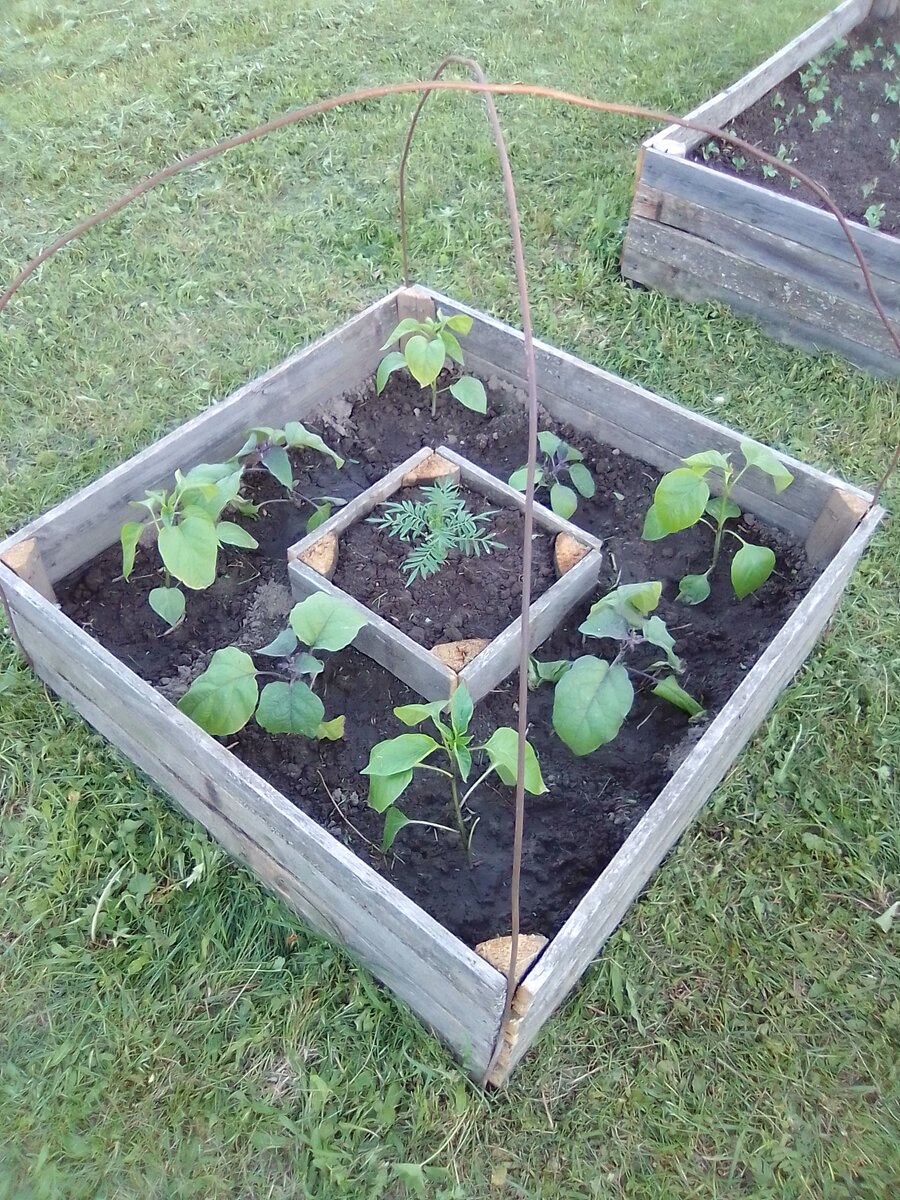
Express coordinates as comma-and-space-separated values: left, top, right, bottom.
0, 537, 57, 603
491, 504, 885, 1083
804, 488, 872, 564
647, 0, 870, 154
871, 0, 899, 17
425, 290, 871, 540
0, 291, 402, 583
639, 151, 900, 283
0, 562, 505, 1073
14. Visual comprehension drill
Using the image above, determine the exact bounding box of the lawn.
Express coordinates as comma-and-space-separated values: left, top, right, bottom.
1, 0, 898, 1196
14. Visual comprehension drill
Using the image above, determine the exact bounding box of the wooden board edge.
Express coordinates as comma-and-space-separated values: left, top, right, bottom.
0, 537, 57, 603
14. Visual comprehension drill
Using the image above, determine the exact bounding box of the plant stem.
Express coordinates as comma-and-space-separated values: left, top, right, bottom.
449, 774, 471, 865
460, 765, 495, 809
430, 380, 437, 417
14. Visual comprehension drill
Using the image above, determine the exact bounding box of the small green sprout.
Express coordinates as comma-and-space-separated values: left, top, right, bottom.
376, 308, 487, 417
508, 431, 595, 519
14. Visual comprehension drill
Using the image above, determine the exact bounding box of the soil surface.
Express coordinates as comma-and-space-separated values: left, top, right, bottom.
331, 484, 555, 648
692, 16, 900, 236
57, 368, 816, 945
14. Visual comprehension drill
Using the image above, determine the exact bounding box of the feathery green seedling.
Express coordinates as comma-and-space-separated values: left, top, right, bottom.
508, 430, 595, 518
375, 308, 487, 416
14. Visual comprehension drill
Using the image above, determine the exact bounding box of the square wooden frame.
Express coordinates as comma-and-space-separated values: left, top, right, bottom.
0, 285, 883, 1084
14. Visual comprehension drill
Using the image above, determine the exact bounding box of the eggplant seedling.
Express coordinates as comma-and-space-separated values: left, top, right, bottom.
375, 308, 487, 417
508, 430, 595, 519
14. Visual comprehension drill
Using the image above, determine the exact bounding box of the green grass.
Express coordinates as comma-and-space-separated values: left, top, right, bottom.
1, 0, 898, 1196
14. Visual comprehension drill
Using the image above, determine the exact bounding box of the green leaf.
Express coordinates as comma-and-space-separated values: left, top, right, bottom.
731, 542, 776, 599
148, 586, 185, 628
705, 496, 742, 522
182, 467, 243, 519
157, 512, 219, 590
652, 675, 705, 718
552, 656, 633, 755
315, 715, 345, 741
306, 503, 331, 535
508, 466, 544, 492
677, 572, 711, 605
528, 658, 571, 688
565, 444, 584, 462
740, 440, 794, 493
394, 701, 447, 728
380, 318, 426, 349
568, 461, 595, 498
404, 334, 446, 387
283, 421, 344, 467
578, 606, 630, 642
549, 483, 578, 519
257, 628, 299, 657
361, 734, 441, 777
120, 521, 143, 581
289, 593, 367, 652
642, 615, 682, 671
450, 739, 472, 782
444, 313, 473, 335
366, 769, 413, 814
482, 728, 547, 794
449, 376, 487, 413
537, 430, 563, 458
583, 581, 662, 635
261, 444, 293, 489
376, 351, 407, 394
653, 468, 710, 533
439, 328, 464, 365
236, 432, 261, 458
294, 651, 325, 679
682, 449, 730, 474
177, 647, 258, 736
642, 503, 669, 542
382, 807, 412, 851
216, 521, 259, 550
255, 681, 324, 736
449, 682, 473, 736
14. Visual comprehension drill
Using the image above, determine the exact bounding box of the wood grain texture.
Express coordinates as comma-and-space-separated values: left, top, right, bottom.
0, 538, 57, 603
0, 292, 401, 583
804, 489, 872, 564
490, 504, 885, 1083
0, 561, 505, 1073
647, 0, 870, 152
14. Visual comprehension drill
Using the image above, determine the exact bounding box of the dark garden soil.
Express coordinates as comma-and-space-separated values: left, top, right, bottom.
57, 369, 816, 946
692, 16, 900, 236
331, 485, 555, 648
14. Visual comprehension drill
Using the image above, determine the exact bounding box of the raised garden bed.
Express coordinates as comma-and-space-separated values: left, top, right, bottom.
0, 286, 883, 1084
622, 0, 900, 377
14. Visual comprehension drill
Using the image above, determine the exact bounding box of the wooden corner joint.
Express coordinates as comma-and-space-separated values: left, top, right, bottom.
289, 531, 339, 580
0, 537, 58, 604
804, 488, 872, 566
400, 453, 460, 488
484, 981, 536, 1089
396, 286, 437, 328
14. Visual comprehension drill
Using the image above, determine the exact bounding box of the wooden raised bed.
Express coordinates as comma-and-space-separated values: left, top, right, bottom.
621, 0, 900, 377
0, 286, 884, 1084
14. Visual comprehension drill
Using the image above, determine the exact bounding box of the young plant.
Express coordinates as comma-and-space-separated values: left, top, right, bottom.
370, 477, 504, 585
233, 423, 343, 494
177, 593, 366, 738
375, 308, 487, 417
530, 581, 703, 757
643, 443, 794, 605
864, 203, 886, 230
361, 682, 546, 855
508, 430, 595, 518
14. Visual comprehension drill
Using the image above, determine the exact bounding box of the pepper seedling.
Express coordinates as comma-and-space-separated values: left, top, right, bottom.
531, 581, 704, 756
508, 430, 595, 519
177, 593, 366, 739
361, 682, 546, 857
375, 308, 487, 417
643, 442, 793, 604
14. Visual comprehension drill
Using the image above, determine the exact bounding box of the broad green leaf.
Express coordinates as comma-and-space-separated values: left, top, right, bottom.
565, 444, 584, 462
449, 376, 487, 413
306, 503, 331, 535
294, 651, 325, 679
182, 468, 243, 519
361, 734, 441, 777
289, 593, 367, 652
261, 444, 293, 490
527, 658, 571, 688
216, 521, 259, 550
236, 432, 261, 458
257, 628, 299, 657
283, 421, 344, 467
677, 572, 711, 605
315, 715, 345, 741
552, 656, 633, 756
593, 581, 662, 624
229, 496, 260, 518
482, 728, 547, 794
652, 675, 705, 718
578, 606, 630, 642
450, 739, 472, 782
642, 614, 682, 671
177, 647, 258, 736
439, 328, 464, 365
367, 770, 414, 814
375, 351, 407, 394
120, 521, 143, 581
404, 334, 446, 387
182, 461, 240, 487
380, 318, 426, 349
705, 496, 742, 522
654, 468, 710, 533
739, 440, 794, 493
550, 483, 578, 519
731, 542, 776, 599
449, 683, 473, 736
444, 313, 473, 335
682, 449, 730, 474
382, 807, 412, 851
568, 462, 595, 498
157, 512, 219, 589
642, 503, 669, 542
537, 430, 563, 458
394, 701, 447, 727
508, 466, 544, 492
255, 680, 324, 736
148, 586, 185, 628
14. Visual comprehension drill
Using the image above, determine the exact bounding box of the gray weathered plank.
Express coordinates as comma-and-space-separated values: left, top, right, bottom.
647, 0, 870, 154
0, 561, 505, 1074
0, 291, 402, 583
0, 537, 57, 603
490, 503, 885, 1083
